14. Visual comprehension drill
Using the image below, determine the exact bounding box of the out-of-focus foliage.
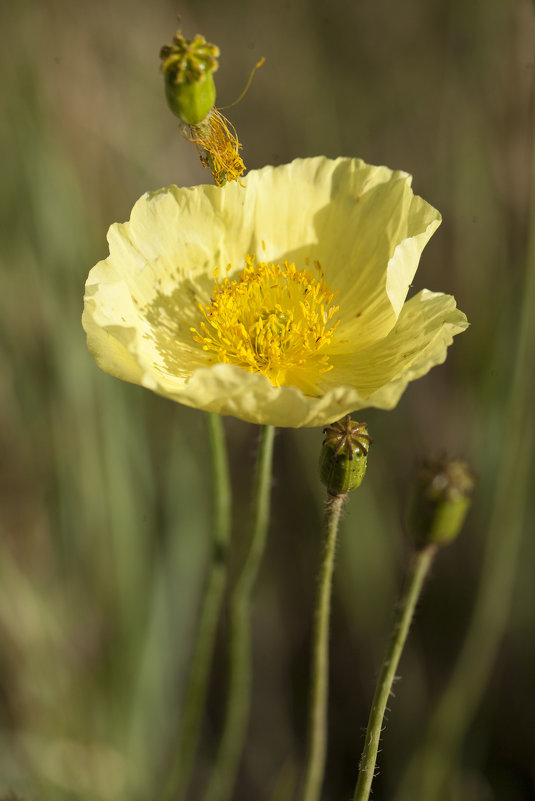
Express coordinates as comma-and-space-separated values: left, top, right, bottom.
0, 1, 533, 800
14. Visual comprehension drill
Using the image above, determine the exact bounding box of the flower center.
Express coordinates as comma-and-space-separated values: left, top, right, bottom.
191, 256, 340, 390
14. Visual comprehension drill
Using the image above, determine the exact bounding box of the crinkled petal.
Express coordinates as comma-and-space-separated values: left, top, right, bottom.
88, 157, 440, 341
83, 289, 466, 427
324, 289, 468, 403
83, 157, 464, 427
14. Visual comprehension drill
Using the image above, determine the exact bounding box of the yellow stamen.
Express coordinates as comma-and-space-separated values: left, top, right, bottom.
191, 256, 340, 392
185, 108, 245, 186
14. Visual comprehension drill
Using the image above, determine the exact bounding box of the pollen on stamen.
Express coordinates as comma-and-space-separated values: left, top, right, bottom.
190, 256, 340, 393
185, 108, 245, 186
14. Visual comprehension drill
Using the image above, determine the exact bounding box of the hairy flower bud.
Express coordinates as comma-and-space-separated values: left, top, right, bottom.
320, 417, 371, 496
411, 456, 475, 547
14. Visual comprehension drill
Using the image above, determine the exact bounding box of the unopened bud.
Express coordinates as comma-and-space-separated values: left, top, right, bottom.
411, 456, 475, 547
160, 31, 219, 125
320, 417, 371, 496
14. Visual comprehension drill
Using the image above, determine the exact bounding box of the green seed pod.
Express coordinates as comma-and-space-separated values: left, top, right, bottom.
160, 31, 219, 125
411, 456, 475, 547
320, 417, 371, 496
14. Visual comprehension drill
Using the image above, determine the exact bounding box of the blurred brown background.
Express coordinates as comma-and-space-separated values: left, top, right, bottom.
1, 0, 534, 799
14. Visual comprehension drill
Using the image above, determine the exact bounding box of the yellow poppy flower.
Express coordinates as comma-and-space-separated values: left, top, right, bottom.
82, 156, 467, 427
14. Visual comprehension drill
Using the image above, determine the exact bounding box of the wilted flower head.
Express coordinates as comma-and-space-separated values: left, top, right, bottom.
184, 107, 244, 187
83, 156, 468, 427
160, 30, 244, 185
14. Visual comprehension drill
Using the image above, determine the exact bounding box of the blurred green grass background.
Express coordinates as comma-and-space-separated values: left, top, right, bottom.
1, 0, 534, 799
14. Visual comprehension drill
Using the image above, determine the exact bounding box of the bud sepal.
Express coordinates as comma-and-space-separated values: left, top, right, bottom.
411, 456, 475, 547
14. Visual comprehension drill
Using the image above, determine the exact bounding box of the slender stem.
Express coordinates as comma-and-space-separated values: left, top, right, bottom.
203, 424, 276, 801
353, 545, 437, 801
164, 412, 231, 801
395, 72, 535, 801
301, 493, 347, 801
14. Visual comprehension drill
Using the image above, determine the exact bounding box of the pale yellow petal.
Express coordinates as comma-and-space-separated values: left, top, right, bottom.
88, 157, 439, 353
325, 290, 468, 401
83, 268, 211, 389
247, 158, 441, 350
83, 157, 464, 428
